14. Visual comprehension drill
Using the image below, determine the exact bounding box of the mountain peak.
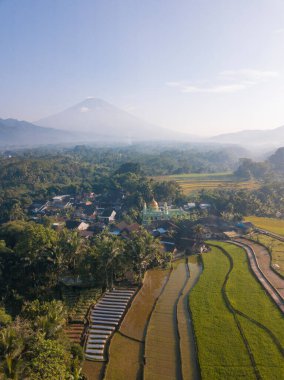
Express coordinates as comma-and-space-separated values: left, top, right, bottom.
35, 98, 187, 142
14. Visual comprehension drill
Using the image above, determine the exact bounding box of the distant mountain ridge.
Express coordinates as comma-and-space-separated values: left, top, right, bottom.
35, 98, 198, 142
0, 118, 78, 147
211, 125, 284, 147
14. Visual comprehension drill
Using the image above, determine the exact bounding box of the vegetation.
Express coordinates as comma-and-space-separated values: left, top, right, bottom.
153, 172, 259, 195
0, 300, 84, 380
190, 242, 284, 380
248, 232, 284, 275
190, 246, 254, 379
244, 216, 284, 236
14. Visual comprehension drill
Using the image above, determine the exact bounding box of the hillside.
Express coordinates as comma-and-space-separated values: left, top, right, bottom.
211, 125, 284, 148
0, 118, 78, 147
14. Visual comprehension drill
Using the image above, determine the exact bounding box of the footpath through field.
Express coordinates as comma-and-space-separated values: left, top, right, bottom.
144, 260, 188, 380
237, 237, 284, 296
232, 238, 284, 313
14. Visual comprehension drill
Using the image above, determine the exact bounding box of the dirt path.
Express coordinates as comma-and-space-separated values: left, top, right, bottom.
236, 237, 284, 298
144, 261, 188, 380
231, 239, 284, 313
256, 228, 284, 242
177, 256, 201, 380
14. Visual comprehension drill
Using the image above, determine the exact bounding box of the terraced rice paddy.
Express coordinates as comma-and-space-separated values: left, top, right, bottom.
247, 232, 284, 276
244, 216, 284, 237
177, 256, 201, 380
153, 172, 258, 195
190, 242, 284, 380
144, 260, 188, 380
105, 268, 169, 380
105, 259, 202, 380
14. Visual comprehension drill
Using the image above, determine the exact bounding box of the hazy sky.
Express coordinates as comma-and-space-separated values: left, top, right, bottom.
1, 0, 284, 136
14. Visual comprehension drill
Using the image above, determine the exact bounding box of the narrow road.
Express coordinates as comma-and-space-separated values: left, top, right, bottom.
231, 240, 284, 314
236, 237, 284, 298
256, 228, 284, 242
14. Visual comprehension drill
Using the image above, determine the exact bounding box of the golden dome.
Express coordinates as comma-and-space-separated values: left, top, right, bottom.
149, 198, 159, 210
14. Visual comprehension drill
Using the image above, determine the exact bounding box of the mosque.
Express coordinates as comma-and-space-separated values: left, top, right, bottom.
142, 198, 187, 225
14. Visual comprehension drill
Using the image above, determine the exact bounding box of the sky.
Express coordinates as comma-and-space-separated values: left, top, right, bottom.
0, 0, 284, 136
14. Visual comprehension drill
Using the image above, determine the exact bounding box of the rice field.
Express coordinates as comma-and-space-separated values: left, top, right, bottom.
144, 260, 188, 380
153, 172, 259, 195
190, 241, 284, 380
120, 269, 169, 340
104, 268, 169, 380
190, 247, 255, 380
249, 232, 284, 275
104, 334, 143, 380
244, 216, 284, 237
177, 255, 201, 380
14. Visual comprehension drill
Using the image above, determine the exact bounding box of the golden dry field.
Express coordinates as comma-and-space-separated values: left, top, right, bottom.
152, 172, 259, 195
144, 260, 188, 380
104, 268, 169, 380
105, 334, 142, 380
244, 216, 284, 237
249, 232, 284, 275
177, 256, 201, 380
120, 269, 169, 340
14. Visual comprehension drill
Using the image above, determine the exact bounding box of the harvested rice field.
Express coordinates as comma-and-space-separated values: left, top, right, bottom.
244, 216, 284, 237
177, 255, 202, 380
104, 268, 169, 380
144, 260, 188, 380
120, 268, 170, 340
104, 333, 142, 380
153, 172, 258, 195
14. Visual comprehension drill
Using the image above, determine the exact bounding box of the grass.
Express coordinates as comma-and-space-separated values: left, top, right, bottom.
249, 232, 284, 275
244, 216, 284, 237
152, 172, 259, 195
190, 247, 255, 380
215, 242, 284, 340
105, 268, 169, 380
204, 241, 284, 379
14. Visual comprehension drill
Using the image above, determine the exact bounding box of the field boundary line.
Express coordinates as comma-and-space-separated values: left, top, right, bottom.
246, 233, 284, 280
231, 240, 284, 312
208, 243, 262, 380
213, 242, 283, 356
185, 256, 202, 380
175, 258, 190, 380
256, 228, 284, 242
142, 266, 172, 380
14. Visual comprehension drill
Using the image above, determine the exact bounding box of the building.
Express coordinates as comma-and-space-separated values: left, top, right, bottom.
142, 198, 187, 226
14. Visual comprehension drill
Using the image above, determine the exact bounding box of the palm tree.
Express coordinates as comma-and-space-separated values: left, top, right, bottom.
0, 326, 25, 379
94, 231, 125, 289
